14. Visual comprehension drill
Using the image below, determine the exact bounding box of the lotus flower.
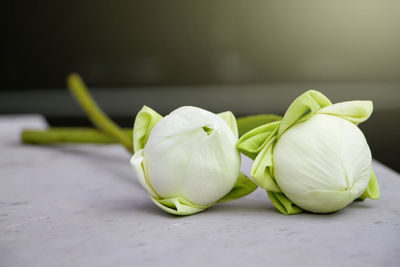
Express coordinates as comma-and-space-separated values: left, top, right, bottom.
237, 90, 380, 214
131, 106, 257, 215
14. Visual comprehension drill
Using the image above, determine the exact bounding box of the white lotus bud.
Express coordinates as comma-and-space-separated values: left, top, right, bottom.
237, 90, 379, 214
131, 106, 250, 215
273, 114, 372, 213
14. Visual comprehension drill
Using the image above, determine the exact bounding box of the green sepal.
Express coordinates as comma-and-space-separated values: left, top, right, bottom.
358, 168, 380, 200
237, 121, 280, 160
218, 172, 258, 203
150, 172, 258, 216
266, 191, 303, 215
133, 106, 163, 152
151, 196, 210, 216
218, 111, 239, 138
250, 136, 281, 192
236, 114, 282, 137
277, 90, 331, 138
318, 101, 373, 125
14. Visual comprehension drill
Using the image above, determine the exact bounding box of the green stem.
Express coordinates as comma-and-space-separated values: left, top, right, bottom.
67, 73, 134, 154
21, 114, 282, 145
22, 128, 132, 144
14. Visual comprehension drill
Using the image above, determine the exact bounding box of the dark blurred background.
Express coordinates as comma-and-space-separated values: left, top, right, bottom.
1, 1, 399, 171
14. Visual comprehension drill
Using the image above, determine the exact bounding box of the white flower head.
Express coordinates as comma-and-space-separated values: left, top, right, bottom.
131, 106, 256, 215
274, 114, 372, 213
237, 90, 379, 214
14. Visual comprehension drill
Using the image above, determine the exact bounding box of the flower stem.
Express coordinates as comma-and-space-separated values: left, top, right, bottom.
22, 128, 132, 144
67, 73, 134, 154
21, 114, 282, 145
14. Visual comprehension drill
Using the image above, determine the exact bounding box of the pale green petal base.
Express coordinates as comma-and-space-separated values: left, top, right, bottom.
266, 191, 302, 215
358, 169, 380, 201
151, 197, 210, 216
150, 172, 257, 216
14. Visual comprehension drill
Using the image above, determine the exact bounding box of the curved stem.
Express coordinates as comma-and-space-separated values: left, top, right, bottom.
67, 74, 134, 154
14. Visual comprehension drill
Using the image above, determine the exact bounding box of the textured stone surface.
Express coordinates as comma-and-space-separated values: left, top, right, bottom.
1, 115, 399, 267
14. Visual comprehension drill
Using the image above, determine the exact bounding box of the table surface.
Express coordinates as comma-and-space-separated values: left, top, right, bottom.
1, 115, 399, 267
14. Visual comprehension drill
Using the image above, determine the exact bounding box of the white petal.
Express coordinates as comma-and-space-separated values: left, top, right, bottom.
130, 149, 158, 197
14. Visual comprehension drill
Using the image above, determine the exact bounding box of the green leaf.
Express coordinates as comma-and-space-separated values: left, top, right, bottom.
318, 101, 373, 125
237, 121, 280, 160
133, 106, 163, 152
250, 137, 281, 192
278, 90, 331, 138
151, 196, 210, 216
218, 172, 258, 203
236, 114, 282, 136
358, 168, 380, 200
266, 191, 303, 215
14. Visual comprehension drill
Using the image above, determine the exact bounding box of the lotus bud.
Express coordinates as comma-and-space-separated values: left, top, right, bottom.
131, 106, 257, 215
237, 90, 380, 214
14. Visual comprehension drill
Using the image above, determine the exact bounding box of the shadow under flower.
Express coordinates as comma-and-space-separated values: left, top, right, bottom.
207, 197, 277, 215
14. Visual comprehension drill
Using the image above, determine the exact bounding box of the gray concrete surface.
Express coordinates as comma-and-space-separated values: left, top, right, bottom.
1, 115, 399, 267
